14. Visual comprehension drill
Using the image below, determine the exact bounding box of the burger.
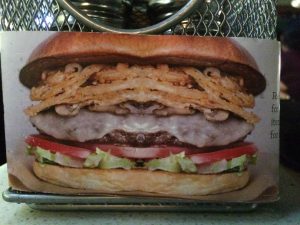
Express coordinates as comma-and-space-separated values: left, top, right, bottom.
21, 33, 265, 197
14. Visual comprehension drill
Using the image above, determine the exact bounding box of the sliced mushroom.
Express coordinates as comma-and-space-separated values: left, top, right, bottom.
120, 102, 164, 114
203, 109, 229, 121
154, 107, 195, 116
88, 104, 130, 114
55, 104, 80, 116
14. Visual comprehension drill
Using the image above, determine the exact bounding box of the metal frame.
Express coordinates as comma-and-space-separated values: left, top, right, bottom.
3, 189, 258, 211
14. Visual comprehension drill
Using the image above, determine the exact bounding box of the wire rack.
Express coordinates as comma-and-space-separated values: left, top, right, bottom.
0, 0, 277, 38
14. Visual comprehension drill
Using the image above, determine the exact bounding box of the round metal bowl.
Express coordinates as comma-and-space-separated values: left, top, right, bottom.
56, 0, 201, 34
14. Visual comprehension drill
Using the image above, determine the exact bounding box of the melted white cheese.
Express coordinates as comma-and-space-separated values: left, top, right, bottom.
31, 110, 254, 147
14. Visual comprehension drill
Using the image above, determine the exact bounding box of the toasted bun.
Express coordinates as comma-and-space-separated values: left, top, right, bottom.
20, 33, 265, 95
33, 161, 249, 196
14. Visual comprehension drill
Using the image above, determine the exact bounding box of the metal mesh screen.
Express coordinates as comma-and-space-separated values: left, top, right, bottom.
0, 0, 277, 38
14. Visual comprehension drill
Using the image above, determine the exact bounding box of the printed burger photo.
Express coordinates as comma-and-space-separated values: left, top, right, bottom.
19, 33, 266, 198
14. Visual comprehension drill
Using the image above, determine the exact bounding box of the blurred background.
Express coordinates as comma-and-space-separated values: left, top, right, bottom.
278, 1, 300, 171
0, 0, 300, 168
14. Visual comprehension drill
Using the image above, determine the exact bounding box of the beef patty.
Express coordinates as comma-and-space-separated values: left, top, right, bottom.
82, 130, 193, 147
30, 109, 254, 148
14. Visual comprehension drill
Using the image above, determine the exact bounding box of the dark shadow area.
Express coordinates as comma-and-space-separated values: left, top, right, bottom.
278, 10, 300, 172
0, 57, 7, 165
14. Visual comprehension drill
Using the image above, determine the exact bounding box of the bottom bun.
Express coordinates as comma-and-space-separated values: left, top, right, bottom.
33, 161, 249, 196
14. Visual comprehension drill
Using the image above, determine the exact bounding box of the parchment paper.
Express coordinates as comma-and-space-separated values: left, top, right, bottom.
8, 151, 278, 202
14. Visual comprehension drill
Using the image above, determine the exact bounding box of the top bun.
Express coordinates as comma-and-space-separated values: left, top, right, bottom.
20, 33, 266, 95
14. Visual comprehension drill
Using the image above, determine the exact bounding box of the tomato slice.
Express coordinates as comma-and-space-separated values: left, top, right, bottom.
25, 135, 93, 159
25, 135, 257, 163
188, 143, 257, 165
26, 135, 204, 159
65, 143, 203, 159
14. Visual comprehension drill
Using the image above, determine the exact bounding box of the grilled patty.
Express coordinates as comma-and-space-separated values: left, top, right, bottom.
30, 109, 254, 148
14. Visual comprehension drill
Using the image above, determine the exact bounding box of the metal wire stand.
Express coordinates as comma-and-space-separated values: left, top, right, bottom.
0, 0, 277, 38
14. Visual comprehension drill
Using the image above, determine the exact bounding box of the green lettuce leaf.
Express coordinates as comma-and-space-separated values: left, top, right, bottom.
145, 152, 197, 173
83, 148, 135, 169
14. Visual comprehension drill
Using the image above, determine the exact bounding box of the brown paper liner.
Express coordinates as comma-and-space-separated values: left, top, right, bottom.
7, 151, 278, 202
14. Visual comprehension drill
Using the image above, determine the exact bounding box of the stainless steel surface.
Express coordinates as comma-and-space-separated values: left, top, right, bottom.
2, 189, 258, 211
0, 0, 277, 38
55, 0, 200, 33
69, 0, 131, 28
148, 0, 188, 23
